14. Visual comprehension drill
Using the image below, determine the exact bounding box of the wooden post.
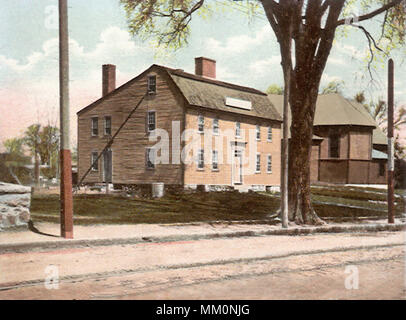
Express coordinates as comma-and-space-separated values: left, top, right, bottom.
280, 25, 293, 229
59, 0, 74, 238
387, 59, 395, 224
281, 75, 289, 229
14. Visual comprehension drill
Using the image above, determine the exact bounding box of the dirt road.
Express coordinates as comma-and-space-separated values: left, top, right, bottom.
0, 231, 404, 299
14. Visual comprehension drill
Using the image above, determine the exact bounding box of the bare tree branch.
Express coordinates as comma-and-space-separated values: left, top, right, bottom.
336, 0, 404, 26
260, 0, 281, 41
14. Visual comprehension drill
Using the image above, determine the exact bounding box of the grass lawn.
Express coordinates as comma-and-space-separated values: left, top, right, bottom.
30, 185, 404, 225
30, 191, 280, 225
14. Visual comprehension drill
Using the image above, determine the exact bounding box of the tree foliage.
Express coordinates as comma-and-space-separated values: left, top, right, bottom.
266, 83, 284, 95
22, 124, 60, 181
38, 126, 60, 166
2, 137, 30, 169
24, 124, 41, 157
120, 0, 205, 49
321, 80, 345, 94
2, 138, 31, 185
3, 138, 24, 157
120, 1, 405, 53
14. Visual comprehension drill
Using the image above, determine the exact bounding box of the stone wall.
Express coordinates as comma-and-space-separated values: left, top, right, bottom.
0, 182, 31, 230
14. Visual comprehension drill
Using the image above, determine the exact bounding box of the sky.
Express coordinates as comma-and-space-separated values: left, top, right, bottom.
0, 0, 405, 151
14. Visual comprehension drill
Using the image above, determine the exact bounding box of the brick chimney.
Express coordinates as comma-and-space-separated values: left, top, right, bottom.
102, 64, 116, 97
195, 57, 216, 79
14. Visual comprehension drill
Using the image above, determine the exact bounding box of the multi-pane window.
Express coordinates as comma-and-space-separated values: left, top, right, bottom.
267, 155, 272, 173
146, 148, 155, 169
235, 122, 241, 137
91, 152, 98, 171
104, 116, 112, 135
212, 150, 218, 170
198, 115, 204, 133
213, 118, 219, 134
197, 149, 204, 169
147, 75, 156, 94
256, 154, 261, 172
147, 111, 156, 132
329, 135, 340, 158
256, 125, 261, 140
91, 117, 98, 136
268, 126, 273, 142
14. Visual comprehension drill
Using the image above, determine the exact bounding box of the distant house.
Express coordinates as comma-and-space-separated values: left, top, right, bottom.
268, 93, 388, 185
77, 58, 282, 191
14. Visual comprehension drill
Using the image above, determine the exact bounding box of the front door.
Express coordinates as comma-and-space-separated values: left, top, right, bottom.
103, 149, 112, 183
233, 149, 243, 185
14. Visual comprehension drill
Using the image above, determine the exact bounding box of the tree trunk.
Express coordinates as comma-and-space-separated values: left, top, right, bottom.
34, 152, 40, 186
260, 0, 347, 225
287, 86, 325, 225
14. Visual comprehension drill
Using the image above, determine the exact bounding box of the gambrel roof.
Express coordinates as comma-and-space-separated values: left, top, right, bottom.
77, 64, 282, 122
167, 67, 282, 121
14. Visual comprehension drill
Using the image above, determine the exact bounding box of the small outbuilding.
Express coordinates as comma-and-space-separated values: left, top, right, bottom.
268, 93, 388, 185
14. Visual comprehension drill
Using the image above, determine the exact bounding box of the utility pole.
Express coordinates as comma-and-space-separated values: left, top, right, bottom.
281, 76, 289, 229
387, 59, 395, 224
59, 0, 74, 238
280, 26, 292, 229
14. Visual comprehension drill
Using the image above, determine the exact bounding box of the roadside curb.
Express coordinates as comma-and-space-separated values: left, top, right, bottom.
0, 222, 404, 254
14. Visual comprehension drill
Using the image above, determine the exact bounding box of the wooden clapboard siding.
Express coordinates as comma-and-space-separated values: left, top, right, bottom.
78, 64, 283, 188
183, 107, 281, 186
77, 66, 184, 185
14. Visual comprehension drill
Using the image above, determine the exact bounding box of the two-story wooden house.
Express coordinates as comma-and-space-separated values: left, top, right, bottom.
77, 57, 282, 191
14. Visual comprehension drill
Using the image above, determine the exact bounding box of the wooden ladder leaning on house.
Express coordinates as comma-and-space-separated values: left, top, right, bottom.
75, 93, 147, 192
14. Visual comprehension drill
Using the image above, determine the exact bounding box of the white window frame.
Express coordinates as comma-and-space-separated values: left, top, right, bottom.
91, 117, 98, 136
267, 154, 272, 173
198, 115, 204, 133
267, 126, 272, 142
197, 149, 204, 170
147, 111, 156, 132
146, 147, 156, 169
256, 153, 261, 173
104, 116, 112, 135
91, 151, 99, 171
147, 75, 157, 94
212, 150, 219, 171
256, 125, 261, 141
213, 118, 219, 135
235, 121, 241, 138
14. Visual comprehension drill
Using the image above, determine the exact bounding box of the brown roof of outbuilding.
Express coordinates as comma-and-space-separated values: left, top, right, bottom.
269, 93, 377, 127
268, 93, 387, 144
372, 128, 388, 145
314, 94, 377, 127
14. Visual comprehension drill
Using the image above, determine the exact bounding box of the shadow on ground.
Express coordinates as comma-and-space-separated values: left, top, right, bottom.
28, 220, 59, 238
